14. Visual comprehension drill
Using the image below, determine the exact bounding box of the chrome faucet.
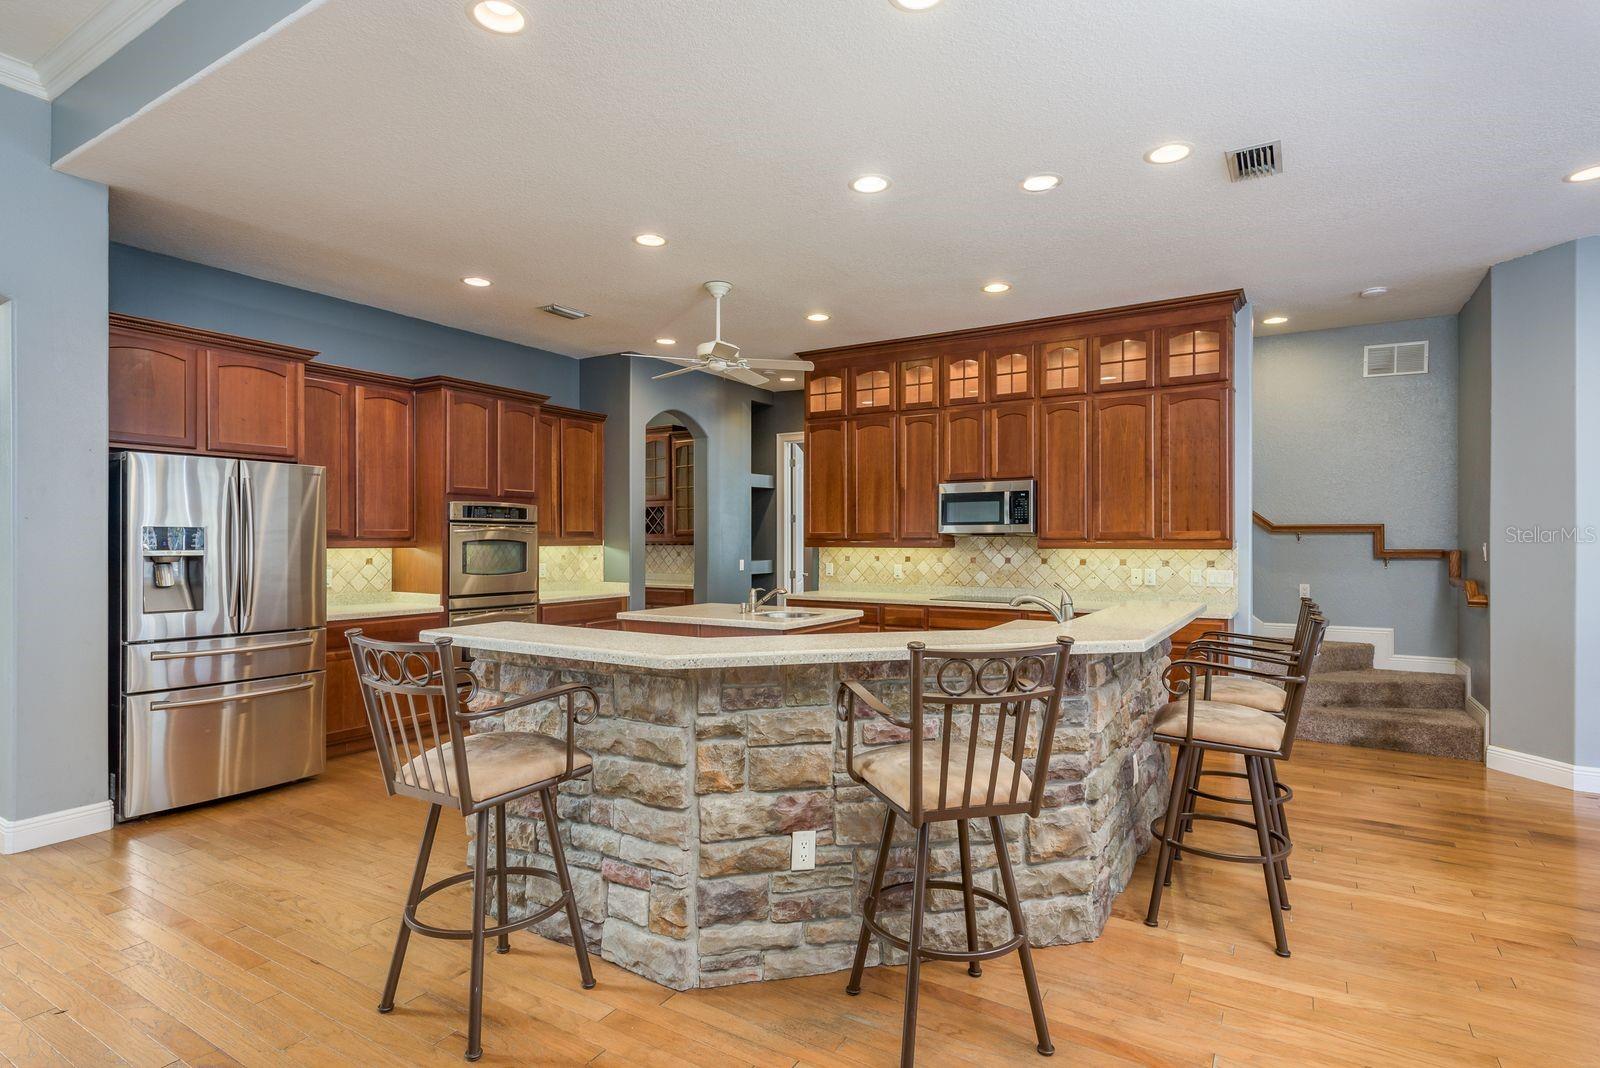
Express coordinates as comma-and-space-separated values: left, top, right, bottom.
744, 586, 789, 614
1009, 582, 1074, 624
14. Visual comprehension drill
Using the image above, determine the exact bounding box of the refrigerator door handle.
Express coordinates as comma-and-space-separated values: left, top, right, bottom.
223, 466, 240, 631
240, 467, 256, 630
149, 635, 316, 661
150, 679, 315, 711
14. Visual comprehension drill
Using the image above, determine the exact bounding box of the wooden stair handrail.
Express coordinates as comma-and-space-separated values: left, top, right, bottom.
1252, 512, 1488, 608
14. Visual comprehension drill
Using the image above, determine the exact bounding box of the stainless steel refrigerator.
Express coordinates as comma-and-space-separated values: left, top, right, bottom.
111, 451, 327, 819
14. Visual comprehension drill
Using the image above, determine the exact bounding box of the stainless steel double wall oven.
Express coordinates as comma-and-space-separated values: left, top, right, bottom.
446, 500, 539, 625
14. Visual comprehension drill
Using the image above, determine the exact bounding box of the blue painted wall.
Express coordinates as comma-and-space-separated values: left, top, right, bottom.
1457, 275, 1492, 709
109, 244, 581, 403
0, 87, 111, 823
1253, 315, 1460, 657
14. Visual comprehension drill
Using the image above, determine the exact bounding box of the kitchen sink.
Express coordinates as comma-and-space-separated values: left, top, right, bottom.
756, 610, 822, 620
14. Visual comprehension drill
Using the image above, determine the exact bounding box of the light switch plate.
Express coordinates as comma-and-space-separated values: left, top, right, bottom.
1206, 569, 1235, 588
893, 563, 904, 580
825, 561, 835, 577
791, 829, 816, 871
538, 562, 547, 579
1189, 569, 1204, 584
1144, 568, 1158, 586
1299, 583, 1311, 598
738, 559, 746, 572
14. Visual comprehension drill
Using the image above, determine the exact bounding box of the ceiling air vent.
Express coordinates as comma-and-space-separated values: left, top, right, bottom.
1363, 341, 1429, 378
541, 303, 590, 320
1226, 140, 1283, 181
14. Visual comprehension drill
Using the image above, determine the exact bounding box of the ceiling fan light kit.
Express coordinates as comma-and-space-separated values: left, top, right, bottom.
627, 281, 813, 388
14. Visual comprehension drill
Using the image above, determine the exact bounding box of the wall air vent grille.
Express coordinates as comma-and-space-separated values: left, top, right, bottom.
541, 303, 590, 320
1363, 341, 1429, 378
1226, 141, 1283, 181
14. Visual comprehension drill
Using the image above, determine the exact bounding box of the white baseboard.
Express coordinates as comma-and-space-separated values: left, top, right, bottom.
1486, 746, 1600, 795
1250, 617, 1462, 674
0, 800, 114, 854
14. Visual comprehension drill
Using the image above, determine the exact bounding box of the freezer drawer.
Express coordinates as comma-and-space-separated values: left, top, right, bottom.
119, 671, 325, 819
125, 629, 326, 694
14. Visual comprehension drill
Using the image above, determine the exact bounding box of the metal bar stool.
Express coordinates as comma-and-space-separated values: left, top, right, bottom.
837, 637, 1073, 1067
1144, 612, 1327, 957
347, 631, 598, 1062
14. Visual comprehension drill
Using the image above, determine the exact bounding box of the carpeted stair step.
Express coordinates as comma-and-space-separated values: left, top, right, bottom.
1306, 668, 1465, 710
1297, 704, 1483, 762
1312, 641, 1375, 673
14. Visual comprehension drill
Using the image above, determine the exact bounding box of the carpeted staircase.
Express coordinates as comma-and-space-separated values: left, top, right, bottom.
1296, 641, 1483, 761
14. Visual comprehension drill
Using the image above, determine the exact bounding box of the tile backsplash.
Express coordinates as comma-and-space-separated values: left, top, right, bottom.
541, 544, 604, 585
817, 539, 1236, 601
327, 548, 392, 594
646, 543, 694, 583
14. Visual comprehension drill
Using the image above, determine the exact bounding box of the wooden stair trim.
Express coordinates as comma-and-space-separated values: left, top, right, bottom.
1253, 512, 1487, 608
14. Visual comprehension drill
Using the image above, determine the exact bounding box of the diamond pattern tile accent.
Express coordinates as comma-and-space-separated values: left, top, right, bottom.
646, 543, 694, 584
327, 548, 392, 594
542, 545, 604, 584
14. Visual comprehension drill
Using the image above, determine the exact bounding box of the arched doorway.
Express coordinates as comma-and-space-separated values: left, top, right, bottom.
642, 409, 704, 604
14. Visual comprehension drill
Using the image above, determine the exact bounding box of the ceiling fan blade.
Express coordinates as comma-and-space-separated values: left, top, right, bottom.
652, 365, 704, 381
738, 358, 815, 371
624, 352, 702, 365
721, 368, 772, 387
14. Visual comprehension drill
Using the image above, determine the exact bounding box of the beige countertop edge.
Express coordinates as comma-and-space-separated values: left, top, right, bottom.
791, 588, 1237, 617
539, 586, 631, 604
327, 601, 444, 622
614, 603, 864, 630
424, 600, 1205, 671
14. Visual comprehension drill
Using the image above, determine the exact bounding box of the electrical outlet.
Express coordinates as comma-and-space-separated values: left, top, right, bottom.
1206, 568, 1235, 588
1189, 569, 1204, 584
1299, 583, 1311, 598
538, 562, 548, 579
791, 829, 816, 871
1128, 569, 1143, 588
893, 563, 904, 580
1144, 567, 1158, 586
825, 560, 835, 577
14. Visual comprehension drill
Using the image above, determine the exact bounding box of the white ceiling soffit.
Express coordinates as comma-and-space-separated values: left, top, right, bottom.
56, 0, 1600, 373
0, 0, 185, 100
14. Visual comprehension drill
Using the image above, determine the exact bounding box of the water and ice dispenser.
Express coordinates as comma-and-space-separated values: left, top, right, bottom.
140, 526, 205, 613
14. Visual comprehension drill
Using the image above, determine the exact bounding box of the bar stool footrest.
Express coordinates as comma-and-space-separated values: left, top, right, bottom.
404, 866, 568, 941
863, 878, 1025, 963
1149, 814, 1291, 865
1190, 768, 1292, 808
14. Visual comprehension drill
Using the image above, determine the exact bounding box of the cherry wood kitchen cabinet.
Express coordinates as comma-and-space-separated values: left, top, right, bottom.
1158, 384, 1231, 544
988, 344, 1035, 400
645, 586, 695, 608
301, 372, 355, 538
109, 314, 315, 459
1160, 321, 1230, 386
326, 611, 446, 755
557, 410, 605, 542
1090, 391, 1158, 542
848, 414, 897, 541
1038, 396, 1089, 543
939, 406, 987, 482
942, 347, 988, 406
1090, 330, 1155, 392
442, 388, 498, 498
896, 411, 942, 544
670, 434, 695, 541
805, 419, 849, 543
496, 398, 541, 501
989, 400, 1037, 479
538, 596, 628, 627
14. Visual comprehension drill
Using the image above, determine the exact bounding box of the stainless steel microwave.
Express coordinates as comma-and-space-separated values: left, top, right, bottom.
937, 479, 1036, 535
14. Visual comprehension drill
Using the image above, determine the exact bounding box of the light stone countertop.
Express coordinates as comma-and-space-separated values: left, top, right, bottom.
326, 592, 444, 622
646, 578, 695, 590
792, 585, 1238, 619
425, 599, 1204, 670
615, 602, 863, 630
539, 582, 631, 604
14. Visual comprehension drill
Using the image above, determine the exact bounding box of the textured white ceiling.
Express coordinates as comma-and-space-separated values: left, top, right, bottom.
0, 0, 106, 63
59, 0, 1600, 386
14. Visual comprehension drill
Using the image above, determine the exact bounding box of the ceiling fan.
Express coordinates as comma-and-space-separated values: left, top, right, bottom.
624, 281, 813, 387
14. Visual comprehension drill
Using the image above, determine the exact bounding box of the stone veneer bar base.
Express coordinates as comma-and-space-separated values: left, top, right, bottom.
464, 643, 1172, 990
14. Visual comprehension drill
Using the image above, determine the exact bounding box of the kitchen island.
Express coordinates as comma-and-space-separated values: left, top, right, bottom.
424, 600, 1202, 990
616, 601, 863, 636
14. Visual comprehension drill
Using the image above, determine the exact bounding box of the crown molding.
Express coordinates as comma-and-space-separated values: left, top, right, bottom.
0, 50, 48, 99
2, 0, 183, 101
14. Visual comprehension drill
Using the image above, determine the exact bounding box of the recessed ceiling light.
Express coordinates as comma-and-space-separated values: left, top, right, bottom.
982, 282, 1011, 294
1360, 286, 1389, 299
850, 174, 891, 194
634, 233, 667, 247
1144, 143, 1192, 165
778, 376, 797, 383
889, 0, 942, 8
806, 312, 831, 322
1021, 174, 1061, 193
1565, 164, 1600, 183
655, 337, 676, 346
469, 0, 526, 34
461, 276, 492, 287
1262, 315, 1289, 325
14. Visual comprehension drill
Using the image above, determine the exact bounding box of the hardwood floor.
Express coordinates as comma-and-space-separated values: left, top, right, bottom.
1, 742, 1597, 1066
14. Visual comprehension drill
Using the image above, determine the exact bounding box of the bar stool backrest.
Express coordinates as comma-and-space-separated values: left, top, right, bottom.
907, 636, 1073, 821
1277, 614, 1328, 759
347, 630, 473, 810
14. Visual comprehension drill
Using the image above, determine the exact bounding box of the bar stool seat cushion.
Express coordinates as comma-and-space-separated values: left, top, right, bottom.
856, 741, 1032, 813
401, 731, 591, 800
1198, 675, 1287, 713
1153, 700, 1286, 751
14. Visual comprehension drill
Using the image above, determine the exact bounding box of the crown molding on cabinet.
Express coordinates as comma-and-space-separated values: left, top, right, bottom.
1, 0, 184, 101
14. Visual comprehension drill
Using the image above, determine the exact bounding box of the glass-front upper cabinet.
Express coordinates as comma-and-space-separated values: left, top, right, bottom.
807, 373, 844, 416
989, 345, 1034, 399
644, 432, 670, 502
898, 357, 938, 409
1091, 330, 1155, 391
851, 365, 894, 412
1160, 321, 1228, 384
1039, 337, 1087, 395
941, 347, 987, 405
